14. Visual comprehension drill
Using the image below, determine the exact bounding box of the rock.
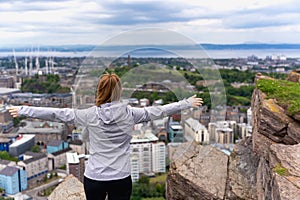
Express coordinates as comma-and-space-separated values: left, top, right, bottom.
272, 174, 300, 200
167, 142, 228, 200
292, 113, 300, 121
269, 143, 300, 178
256, 157, 273, 200
287, 121, 300, 144
226, 137, 260, 200
287, 70, 300, 83
166, 75, 300, 200
257, 99, 290, 143
48, 174, 86, 200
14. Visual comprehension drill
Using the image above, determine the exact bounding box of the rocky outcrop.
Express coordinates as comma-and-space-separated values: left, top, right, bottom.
287, 69, 300, 83
167, 72, 300, 199
48, 175, 86, 200
166, 142, 228, 200
226, 137, 260, 199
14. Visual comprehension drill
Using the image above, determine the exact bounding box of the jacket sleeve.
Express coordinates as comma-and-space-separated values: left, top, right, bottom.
130, 99, 192, 124
17, 106, 88, 126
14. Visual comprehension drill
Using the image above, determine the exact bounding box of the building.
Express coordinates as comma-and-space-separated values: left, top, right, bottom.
156, 127, 168, 142
131, 139, 152, 174
0, 166, 27, 195
48, 147, 72, 171
18, 120, 66, 145
130, 128, 166, 178
0, 159, 15, 171
247, 107, 252, 126
0, 88, 20, 104
17, 152, 48, 180
69, 140, 86, 154
130, 155, 139, 182
0, 138, 11, 152
66, 152, 86, 183
0, 76, 14, 88
9, 134, 35, 157
0, 107, 14, 133
9, 92, 72, 108
152, 142, 165, 173
184, 118, 209, 144
208, 121, 236, 144
215, 128, 234, 144
237, 123, 252, 139
168, 121, 184, 143
46, 140, 69, 154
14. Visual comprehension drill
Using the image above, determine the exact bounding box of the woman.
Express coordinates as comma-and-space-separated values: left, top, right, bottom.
8, 73, 203, 200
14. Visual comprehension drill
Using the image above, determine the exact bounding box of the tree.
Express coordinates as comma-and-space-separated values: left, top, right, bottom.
30, 145, 41, 153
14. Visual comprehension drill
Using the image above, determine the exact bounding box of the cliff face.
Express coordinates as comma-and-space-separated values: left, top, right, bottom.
167, 72, 300, 200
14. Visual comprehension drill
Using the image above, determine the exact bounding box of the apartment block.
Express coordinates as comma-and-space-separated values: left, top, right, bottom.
130, 128, 166, 180
66, 152, 86, 183
208, 121, 236, 144
0, 166, 27, 195
48, 147, 72, 171
47, 140, 69, 154
17, 152, 48, 180
184, 118, 209, 144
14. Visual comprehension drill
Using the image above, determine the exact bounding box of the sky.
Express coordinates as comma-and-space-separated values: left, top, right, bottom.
1, 0, 300, 46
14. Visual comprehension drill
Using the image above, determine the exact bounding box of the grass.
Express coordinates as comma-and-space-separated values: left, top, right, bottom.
39, 185, 58, 197
149, 173, 167, 184
257, 78, 300, 116
273, 163, 289, 176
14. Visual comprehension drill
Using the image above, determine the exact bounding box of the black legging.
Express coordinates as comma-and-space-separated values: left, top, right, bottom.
84, 176, 132, 200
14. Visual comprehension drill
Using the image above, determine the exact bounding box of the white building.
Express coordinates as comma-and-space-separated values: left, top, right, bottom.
237, 123, 252, 139
130, 128, 166, 181
17, 152, 48, 180
215, 128, 233, 144
247, 107, 252, 126
152, 142, 166, 173
208, 121, 236, 144
184, 118, 209, 144
130, 155, 139, 182
9, 134, 35, 157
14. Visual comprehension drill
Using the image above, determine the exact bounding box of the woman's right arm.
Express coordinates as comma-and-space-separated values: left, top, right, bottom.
8, 106, 87, 126
130, 95, 203, 124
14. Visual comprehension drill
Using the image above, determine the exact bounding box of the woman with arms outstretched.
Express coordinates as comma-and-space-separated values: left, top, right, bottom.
8, 73, 203, 200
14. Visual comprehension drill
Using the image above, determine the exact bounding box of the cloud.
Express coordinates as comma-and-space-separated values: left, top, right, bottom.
0, 0, 300, 45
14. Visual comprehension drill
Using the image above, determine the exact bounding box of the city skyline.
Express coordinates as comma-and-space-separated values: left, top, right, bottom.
1, 0, 300, 46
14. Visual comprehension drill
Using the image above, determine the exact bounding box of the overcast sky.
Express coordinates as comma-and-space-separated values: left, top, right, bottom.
1, 0, 300, 46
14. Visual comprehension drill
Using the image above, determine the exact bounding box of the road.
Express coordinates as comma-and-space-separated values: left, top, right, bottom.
16, 170, 68, 200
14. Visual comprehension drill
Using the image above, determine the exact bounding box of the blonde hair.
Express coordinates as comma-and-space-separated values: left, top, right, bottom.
95, 73, 122, 106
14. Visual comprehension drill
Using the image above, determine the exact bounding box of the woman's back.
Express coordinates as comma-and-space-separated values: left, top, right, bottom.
85, 102, 135, 181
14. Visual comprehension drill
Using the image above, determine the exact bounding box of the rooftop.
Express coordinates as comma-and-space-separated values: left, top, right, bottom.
0, 166, 18, 176
0, 88, 20, 95
9, 134, 35, 147
185, 118, 206, 131
66, 152, 79, 164
21, 152, 47, 164
51, 147, 72, 156
131, 130, 158, 143
47, 140, 63, 147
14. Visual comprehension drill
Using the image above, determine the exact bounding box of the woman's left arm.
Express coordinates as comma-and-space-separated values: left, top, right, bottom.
8, 106, 87, 126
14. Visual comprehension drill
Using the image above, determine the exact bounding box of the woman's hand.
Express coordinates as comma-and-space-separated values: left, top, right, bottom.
8, 107, 19, 118
188, 95, 203, 108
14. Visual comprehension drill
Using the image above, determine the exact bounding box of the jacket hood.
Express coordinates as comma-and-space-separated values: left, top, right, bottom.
96, 102, 129, 125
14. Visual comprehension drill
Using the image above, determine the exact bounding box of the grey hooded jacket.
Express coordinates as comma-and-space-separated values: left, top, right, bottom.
17, 99, 192, 181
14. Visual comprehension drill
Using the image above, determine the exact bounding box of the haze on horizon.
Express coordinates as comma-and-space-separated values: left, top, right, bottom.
1, 0, 300, 47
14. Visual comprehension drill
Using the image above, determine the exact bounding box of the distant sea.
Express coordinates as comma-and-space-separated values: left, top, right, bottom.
1, 44, 300, 59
